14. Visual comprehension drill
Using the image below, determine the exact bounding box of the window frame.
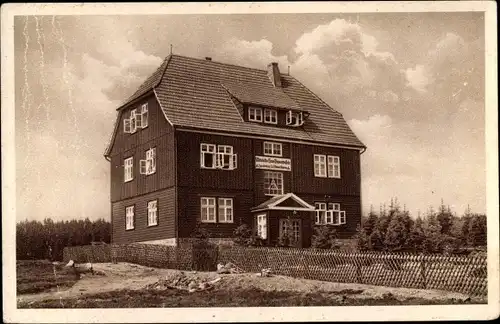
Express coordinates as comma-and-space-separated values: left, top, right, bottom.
200, 197, 217, 223
263, 142, 283, 157
328, 155, 341, 178
264, 108, 278, 124
257, 214, 267, 239
124, 157, 134, 182
248, 107, 263, 122
129, 109, 138, 133
218, 198, 234, 223
200, 143, 217, 169
140, 103, 149, 129
314, 154, 327, 177
147, 200, 158, 227
263, 171, 284, 196
125, 205, 135, 230
315, 202, 327, 225
201, 143, 237, 170
145, 147, 156, 175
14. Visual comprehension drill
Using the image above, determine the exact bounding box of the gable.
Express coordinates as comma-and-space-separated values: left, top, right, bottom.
275, 197, 306, 208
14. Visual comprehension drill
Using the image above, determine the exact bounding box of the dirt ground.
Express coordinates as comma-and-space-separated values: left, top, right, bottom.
17, 262, 482, 306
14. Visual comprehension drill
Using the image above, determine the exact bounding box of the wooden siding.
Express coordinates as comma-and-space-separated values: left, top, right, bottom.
176, 187, 254, 239
291, 143, 361, 196
176, 132, 253, 190
109, 94, 175, 202
109, 93, 173, 155
111, 187, 176, 244
110, 134, 175, 202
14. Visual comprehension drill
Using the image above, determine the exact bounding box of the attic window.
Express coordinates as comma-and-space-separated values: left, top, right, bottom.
286, 110, 304, 127
248, 107, 263, 122
264, 109, 278, 124
123, 104, 148, 133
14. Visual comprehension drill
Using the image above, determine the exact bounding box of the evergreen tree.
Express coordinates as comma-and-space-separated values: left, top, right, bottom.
468, 214, 487, 247
407, 216, 425, 253
436, 199, 454, 235
369, 228, 385, 251
422, 212, 443, 253
311, 225, 338, 249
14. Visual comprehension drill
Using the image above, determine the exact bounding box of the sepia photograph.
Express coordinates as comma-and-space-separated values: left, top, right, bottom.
2, 1, 498, 322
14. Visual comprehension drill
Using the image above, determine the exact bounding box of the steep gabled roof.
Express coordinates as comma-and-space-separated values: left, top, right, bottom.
105, 54, 365, 158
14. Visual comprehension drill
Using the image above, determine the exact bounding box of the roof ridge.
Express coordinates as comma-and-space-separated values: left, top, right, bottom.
170, 53, 286, 75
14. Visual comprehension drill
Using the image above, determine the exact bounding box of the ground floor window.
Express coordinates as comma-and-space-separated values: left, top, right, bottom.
147, 200, 158, 226
201, 197, 234, 223
315, 202, 346, 225
257, 214, 267, 239
125, 206, 135, 230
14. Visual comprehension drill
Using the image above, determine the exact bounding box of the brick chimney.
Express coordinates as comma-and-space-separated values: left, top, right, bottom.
267, 62, 282, 88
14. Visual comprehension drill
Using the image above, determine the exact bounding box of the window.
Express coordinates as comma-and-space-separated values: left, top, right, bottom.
125, 206, 135, 230
315, 203, 326, 225
218, 198, 233, 223
201, 143, 237, 170
286, 110, 304, 126
263, 142, 282, 157
315, 202, 346, 225
140, 148, 156, 175
124, 157, 134, 182
147, 200, 158, 226
264, 109, 278, 124
314, 155, 327, 177
136, 103, 149, 128
201, 197, 216, 223
257, 214, 267, 239
328, 156, 340, 178
315, 154, 340, 178
124, 104, 148, 133
264, 171, 283, 195
248, 107, 263, 122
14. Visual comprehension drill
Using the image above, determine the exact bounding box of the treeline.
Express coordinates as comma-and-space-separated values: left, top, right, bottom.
16, 218, 111, 261
355, 199, 486, 254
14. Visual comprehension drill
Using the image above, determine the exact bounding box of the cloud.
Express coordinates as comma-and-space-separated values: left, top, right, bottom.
219, 38, 290, 70
405, 64, 432, 93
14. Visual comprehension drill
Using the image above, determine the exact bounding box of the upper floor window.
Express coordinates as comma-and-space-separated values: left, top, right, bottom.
263, 142, 282, 157
125, 205, 135, 230
264, 171, 283, 196
201, 197, 234, 224
200, 143, 237, 170
328, 156, 341, 178
140, 148, 156, 175
123, 103, 148, 134
218, 198, 234, 223
314, 154, 341, 178
315, 202, 345, 225
248, 107, 263, 122
124, 157, 134, 182
147, 200, 158, 226
264, 109, 278, 124
286, 110, 304, 127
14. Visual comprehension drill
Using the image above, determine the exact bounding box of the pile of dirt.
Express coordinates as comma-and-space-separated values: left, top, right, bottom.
145, 271, 222, 293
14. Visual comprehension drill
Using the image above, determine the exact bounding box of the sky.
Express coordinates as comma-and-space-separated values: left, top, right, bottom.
14, 12, 486, 222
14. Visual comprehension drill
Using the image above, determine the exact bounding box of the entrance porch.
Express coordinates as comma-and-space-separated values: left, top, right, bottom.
251, 193, 316, 248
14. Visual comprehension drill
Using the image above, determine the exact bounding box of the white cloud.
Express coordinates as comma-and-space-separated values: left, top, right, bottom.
405, 64, 432, 93
219, 38, 290, 70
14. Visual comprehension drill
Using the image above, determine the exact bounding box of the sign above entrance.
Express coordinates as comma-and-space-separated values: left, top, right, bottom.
255, 155, 291, 171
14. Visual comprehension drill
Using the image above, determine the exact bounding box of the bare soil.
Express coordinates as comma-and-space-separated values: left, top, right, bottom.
17, 262, 485, 308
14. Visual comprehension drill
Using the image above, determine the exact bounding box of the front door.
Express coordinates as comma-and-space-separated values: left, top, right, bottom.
279, 218, 302, 248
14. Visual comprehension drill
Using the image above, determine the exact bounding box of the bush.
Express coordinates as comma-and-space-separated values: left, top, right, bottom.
190, 226, 217, 271
233, 224, 253, 246
311, 225, 339, 249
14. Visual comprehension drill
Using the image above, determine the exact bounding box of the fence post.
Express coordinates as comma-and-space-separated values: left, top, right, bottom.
420, 256, 427, 289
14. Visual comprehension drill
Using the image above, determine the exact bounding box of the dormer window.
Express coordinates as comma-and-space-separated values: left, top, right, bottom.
248, 107, 263, 122
286, 110, 304, 127
264, 109, 278, 124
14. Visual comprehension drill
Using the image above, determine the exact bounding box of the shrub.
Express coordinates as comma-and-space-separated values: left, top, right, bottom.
311, 225, 339, 249
233, 224, 253, 246
190, 226, 217, 271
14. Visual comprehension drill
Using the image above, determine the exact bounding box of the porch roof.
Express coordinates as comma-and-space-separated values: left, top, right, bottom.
251, 193, 315, 212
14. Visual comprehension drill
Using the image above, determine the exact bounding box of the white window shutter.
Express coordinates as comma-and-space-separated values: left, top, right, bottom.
139, 159, 147, 174
215, 153, 224, 169
231, 153, 238, 170
286, 110, 292, 125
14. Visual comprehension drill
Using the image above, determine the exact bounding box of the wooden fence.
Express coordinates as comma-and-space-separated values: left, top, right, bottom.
63, 244, 487, 297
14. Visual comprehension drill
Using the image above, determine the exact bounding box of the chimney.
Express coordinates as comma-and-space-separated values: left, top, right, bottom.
205, 57, 212, 61
267, 62, 282, 88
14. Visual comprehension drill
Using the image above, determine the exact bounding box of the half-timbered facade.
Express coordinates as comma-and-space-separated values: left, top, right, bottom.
105, 55, 366, 247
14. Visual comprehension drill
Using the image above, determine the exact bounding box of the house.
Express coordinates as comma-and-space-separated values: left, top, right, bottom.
104, 54, 366, 248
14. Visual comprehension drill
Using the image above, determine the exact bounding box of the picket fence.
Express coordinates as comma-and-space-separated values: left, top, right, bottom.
63, 244, 487, 297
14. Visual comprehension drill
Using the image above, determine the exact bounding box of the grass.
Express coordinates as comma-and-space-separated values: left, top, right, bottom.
17, 259, 78, 294
18, 287, 475, 308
